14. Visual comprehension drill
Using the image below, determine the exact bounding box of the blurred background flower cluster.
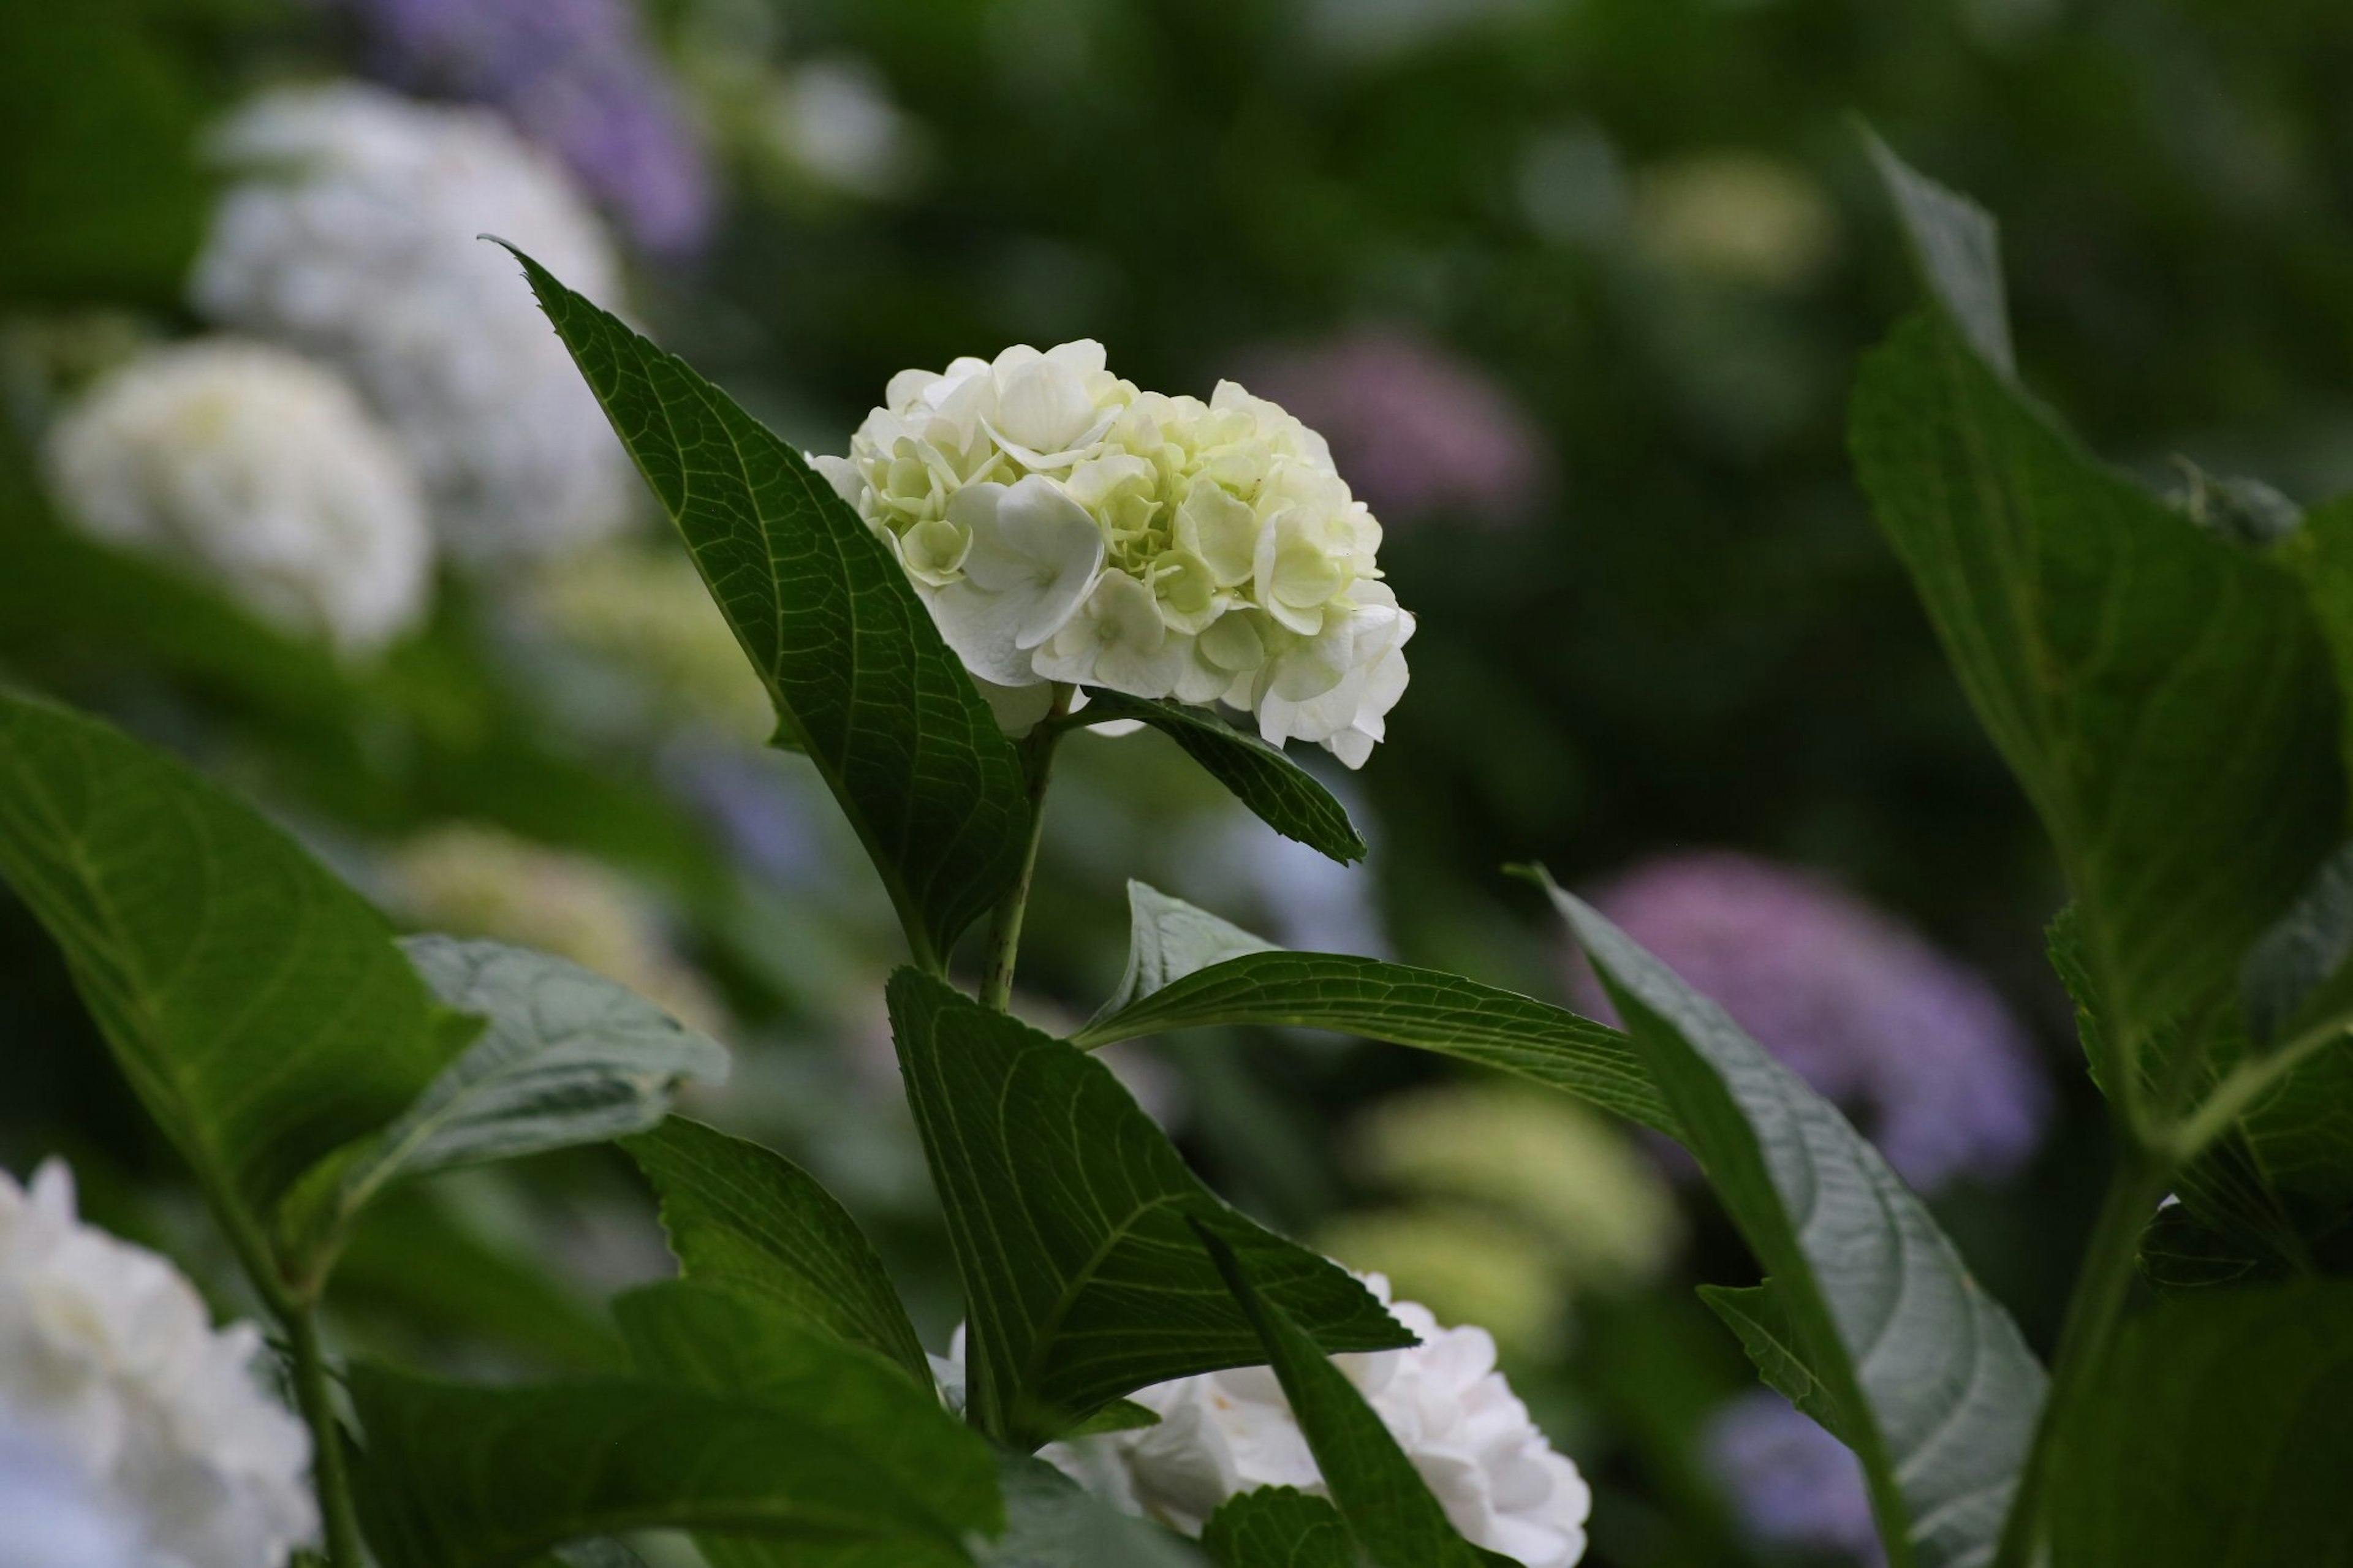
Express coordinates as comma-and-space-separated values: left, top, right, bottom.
7, 0, 2349, 1561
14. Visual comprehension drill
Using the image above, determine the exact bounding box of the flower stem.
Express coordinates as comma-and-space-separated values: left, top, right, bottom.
1990, 1145, 2170, 1568
979, 686, 1074, 1012
287, 1305, 364, 1568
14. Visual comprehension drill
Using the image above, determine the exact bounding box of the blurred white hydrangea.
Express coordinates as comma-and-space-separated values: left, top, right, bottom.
1629, 152, 1840, 292
192, 83, 632, 563
382, 822, 727, 1036
936, 1276, 1588, 1566
42, 338, 434, 656
0, 1161, 316, 1568
813, 342, 1412, 767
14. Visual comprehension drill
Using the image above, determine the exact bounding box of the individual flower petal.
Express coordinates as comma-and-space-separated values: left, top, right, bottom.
1031, 570, 1188, 697
930, 476, 1106, 684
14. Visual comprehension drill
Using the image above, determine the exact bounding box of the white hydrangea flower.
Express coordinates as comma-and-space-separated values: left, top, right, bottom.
934, 1276, 1588, 1567
0, 1161, 316, 1568
816, 344, 1412, 765
42, 338, 434, 656
192, 83, 632, 563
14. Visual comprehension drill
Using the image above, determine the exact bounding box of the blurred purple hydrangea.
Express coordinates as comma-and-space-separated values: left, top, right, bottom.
327, 0, 717, 259
1572, 851, 2049, 1193
1707, 1392, 1884, 1564
1232, 330, 1549, 528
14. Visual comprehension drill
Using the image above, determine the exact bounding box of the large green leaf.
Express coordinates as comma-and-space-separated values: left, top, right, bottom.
505, 247, 1032, 971
1070, 692, 1365, 864
1853, 145, 2341, 1089
349, 1364, 983, 1568
1074, 947, 1675, 1138
294, 937, 729, 1249
1202, 1489, 1355, 1568
1544, 876, 2044, 1568
0, 691, 470, 1273
887, 968, 1411, 1449
627, 1118, 930, 1385
2049, 1284, 2353, 1563
613, 1281, 1002, 1567
1196, 1225, 1502, 1568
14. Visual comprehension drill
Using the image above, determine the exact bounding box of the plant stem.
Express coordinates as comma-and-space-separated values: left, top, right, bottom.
287, 1306, 364, 1568
1990, 1145, 2170, 1568
979, 686, 1073, 1012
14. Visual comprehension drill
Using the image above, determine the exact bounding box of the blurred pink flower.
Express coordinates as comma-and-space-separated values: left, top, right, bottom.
1571, 850, 2050, 1193
1231, 330, 1548, 527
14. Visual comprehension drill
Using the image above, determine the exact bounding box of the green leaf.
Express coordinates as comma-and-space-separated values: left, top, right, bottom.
1063, 1398, 1162, 1437
613, 1280, 1002, 1564
1855, 146, 2342, 1092
626, 1118, 930, 1386
2280, 496, 2353, 782
1862, 130, 2013, 376
504, 245, 1031, 970
981, 1455, 1209, 1568
1542, 875, 2044, 1568
1696, 1284, 1858, 1447
1091, 881, 1279, 1023
0, 691, 469, 1272
1072, 692, 1366, 864
349, 1363, 982, 1568
294, 937, 730, 1247
886, 968, 1411, 1449
1074, 949, 1676, 1138
1202, 1489, 1357, 1568
2050, 1284, 2353, 1563
2135, 1201, 2278, 1295
2240, 843, 2353, 1052
1194, 1224, 1498, 1568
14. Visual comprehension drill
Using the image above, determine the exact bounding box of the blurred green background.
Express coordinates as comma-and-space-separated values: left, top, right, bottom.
8, 0, 2351, 1562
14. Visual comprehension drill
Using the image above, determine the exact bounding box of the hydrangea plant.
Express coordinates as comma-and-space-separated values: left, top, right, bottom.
1, 138, 2349, 1568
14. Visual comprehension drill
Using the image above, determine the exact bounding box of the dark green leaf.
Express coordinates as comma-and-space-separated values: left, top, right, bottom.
1696, 1284, 1858, 1447
296, 937, 730, 1244
1856, 148, 2341, 1091
2283, 497, 2353, 783
1091, 881, 1279, 1023
1545, 876, 2044, 1568
350, 1364, 982, 1568
887, 968, 1411, 1449
504, 246, 1031, 970
2050, 1284, 2353, 1564
613, 1280, 1001, 1562
2240, 843, 2353, 1052
0, 690, 469, 1262
1074, 950, 1675, 1138
1194, 1224, 1496, 1568
626, 1118, 930, 1385
1063, 1398, 1162, 1437
1202, 1489, 1357, 1568
2136, 1202, 2278, 1294
1072, 692, 1365, 864
981, 1455, 1208, 1568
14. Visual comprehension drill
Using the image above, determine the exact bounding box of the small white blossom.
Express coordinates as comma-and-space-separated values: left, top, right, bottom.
192, 83, 632, 563
818, 344, 1412, 765
43, 339, 433, 656
936, 1277, 1588, 1567
0, 1161, 316, 1568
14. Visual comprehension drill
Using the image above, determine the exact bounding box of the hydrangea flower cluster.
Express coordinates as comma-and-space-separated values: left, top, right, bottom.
326, 0, 718, 259
815, 341, 1413, 766
192, 83, 632, 563
938, 1276, 1588, 1566
43, 338, 435, 656
0, 1161, 316, 1568
1572, 851, 2049, 1192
